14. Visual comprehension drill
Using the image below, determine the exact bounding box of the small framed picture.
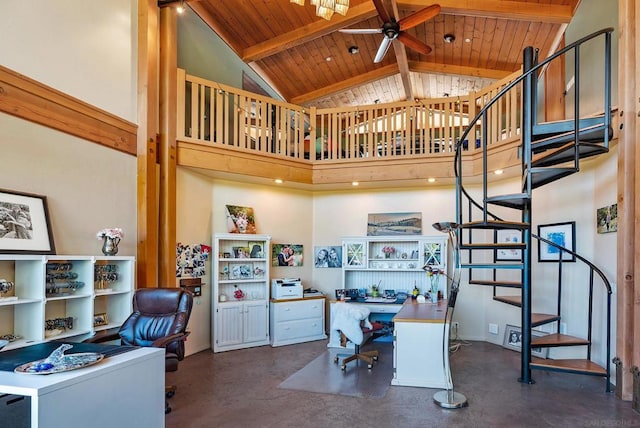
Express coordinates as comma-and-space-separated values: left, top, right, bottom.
229, 263, 253, 280
502, 324, 548, 358
538, 221, 576, 262
253, 263, 265, 278
93, 313, 109, 327
233, 246, 250, 259
494, 229, 523, 261
248, 242, 264, 259
223, 252, 231, 258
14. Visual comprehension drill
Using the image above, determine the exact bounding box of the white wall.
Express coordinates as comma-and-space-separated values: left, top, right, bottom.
0, 113, 138, 255
0, 0, 137, 122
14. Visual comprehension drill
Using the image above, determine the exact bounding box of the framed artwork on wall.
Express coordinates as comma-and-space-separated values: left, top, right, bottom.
0, 189, 56, 254
537, 221, 576, 262
596, 203, 617, 234
494, 229, 523, 261
367, 212, 422, 236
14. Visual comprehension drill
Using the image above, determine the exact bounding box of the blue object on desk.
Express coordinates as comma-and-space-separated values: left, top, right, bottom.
395, 292, 408, 303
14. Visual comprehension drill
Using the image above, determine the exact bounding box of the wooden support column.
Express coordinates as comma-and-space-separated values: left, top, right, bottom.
136, 0, 160, 289
544, 37, 565, 122
617, 0, 639, 401
159, 6, 178, 287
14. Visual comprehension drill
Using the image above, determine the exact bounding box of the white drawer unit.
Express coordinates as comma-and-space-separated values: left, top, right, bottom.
270, 297, 327, 347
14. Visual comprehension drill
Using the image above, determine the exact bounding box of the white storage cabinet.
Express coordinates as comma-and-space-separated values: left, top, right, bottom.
212, 233, 271, 352
270, 296, 326, 347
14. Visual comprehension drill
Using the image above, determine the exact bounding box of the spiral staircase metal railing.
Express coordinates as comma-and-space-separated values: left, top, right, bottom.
435, 27, 614, 390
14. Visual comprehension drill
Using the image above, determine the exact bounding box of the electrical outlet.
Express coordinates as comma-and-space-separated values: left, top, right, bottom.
488, 323, 499, 335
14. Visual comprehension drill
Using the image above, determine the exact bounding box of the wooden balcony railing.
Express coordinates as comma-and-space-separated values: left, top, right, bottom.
177, 68, 522, 164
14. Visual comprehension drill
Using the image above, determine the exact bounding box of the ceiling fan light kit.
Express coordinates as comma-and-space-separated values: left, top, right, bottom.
339, 1, 441, 63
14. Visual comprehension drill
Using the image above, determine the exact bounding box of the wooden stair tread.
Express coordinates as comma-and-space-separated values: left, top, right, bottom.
493, 295, 521, 306
531, 358, 607, 376
461, 220, 528, 230
532, 313, 561, 326
532, 333, 589, 347
469, 279, 522, 288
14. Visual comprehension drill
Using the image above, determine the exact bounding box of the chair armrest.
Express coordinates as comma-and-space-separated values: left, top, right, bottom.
83, 327, 121, 343
151, 331, 190, 348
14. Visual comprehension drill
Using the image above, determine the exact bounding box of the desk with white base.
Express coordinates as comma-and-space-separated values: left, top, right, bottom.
0, 347, 165, 428
391, 299, 448, 389
328, 299, 448, 389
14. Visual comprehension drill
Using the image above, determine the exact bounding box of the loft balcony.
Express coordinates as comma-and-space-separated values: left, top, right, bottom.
176, 68, 526, 189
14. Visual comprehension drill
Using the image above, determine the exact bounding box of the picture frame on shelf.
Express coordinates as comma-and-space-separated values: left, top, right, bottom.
93, 313, 109, 327
253, 263, 265, 278
229, 263, 253, 280
494, 229, 523, 261
233, 246, 250, 259
537, 221, 576, 262
0, 188, 56, 254
248, 241, 264, 258
502, 324, 548, 358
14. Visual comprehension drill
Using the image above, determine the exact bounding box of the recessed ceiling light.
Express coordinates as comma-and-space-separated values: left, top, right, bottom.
428, 178, 436, 183
325, 56, 332, 62
464, 38, 471, 43
444, 34, 455, 43
352, 181, 359, 186
274, 179, 283, 184
494, 169, 504, 175
348, 46, 359, 55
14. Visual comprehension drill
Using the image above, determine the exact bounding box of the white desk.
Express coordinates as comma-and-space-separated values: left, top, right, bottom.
391, 299, 448, 389
0, 347, 165, 428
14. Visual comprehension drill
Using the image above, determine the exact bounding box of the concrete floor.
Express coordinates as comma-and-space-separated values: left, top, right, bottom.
165, 340, 638, 428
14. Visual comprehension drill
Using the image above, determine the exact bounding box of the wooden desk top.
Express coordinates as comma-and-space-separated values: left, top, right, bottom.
393, 299, 448, 323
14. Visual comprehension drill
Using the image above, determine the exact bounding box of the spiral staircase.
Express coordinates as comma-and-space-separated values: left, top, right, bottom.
436, 28, 614, 390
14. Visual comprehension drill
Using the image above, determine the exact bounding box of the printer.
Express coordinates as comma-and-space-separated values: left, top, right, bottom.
271, 278, 303, 300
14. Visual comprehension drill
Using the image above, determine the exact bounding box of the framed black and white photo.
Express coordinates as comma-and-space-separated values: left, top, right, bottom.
502, 324, 548, 358
494, 229, 523, 261
0, 189, 55, 254
537, 221, 576, 262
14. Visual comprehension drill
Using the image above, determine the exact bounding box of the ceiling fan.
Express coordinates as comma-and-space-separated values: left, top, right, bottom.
339, 0, 441, 63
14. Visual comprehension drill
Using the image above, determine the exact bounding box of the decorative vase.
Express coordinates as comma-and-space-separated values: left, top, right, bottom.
101, 237, 120, 256
384, 253, 391, 259
430, 276, 439, 303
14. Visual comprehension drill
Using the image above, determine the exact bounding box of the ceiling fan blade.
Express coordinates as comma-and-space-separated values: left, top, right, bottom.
374, 37, 393, 63
372, 0, 392, 24
398, 4, 441, 31
339, 28, 383, 35
397, 32, 432, 55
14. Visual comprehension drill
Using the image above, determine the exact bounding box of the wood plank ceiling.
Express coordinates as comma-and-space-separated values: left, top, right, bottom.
187, 0, 579, 109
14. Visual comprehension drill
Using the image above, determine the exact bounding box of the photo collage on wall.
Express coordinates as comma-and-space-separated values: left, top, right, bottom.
176, 243, 211, 277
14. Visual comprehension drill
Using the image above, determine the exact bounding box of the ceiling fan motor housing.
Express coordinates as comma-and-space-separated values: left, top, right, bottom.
382, 21, 400, 39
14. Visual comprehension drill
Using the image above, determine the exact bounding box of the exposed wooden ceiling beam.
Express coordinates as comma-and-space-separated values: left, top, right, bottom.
400, 0, 573, 24
242, 2, 378, 63
409, 61, 512, 80
290, 63, 399, 105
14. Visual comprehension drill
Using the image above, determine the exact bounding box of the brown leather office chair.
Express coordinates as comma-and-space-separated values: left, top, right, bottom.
86, 287, 193, 414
